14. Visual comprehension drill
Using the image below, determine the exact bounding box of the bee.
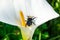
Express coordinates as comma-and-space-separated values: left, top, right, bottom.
26, 16, 36, 26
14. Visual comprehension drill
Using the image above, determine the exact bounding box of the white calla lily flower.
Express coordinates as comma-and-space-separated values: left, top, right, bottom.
0, 0, 59, 40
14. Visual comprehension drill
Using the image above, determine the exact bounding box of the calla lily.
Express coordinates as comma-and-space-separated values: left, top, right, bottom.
0, 0, 59, 40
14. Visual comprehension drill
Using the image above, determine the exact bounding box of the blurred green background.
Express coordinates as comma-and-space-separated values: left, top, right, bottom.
0, 0, 60, 40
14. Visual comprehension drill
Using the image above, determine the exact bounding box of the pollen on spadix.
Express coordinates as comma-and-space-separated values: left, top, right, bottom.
19, 10, 26, 27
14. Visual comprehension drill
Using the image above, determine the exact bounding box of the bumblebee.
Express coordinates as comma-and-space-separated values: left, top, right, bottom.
26, 16, 36, 26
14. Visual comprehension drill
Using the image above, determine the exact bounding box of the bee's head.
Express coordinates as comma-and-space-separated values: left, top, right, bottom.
27, 16, 33, 18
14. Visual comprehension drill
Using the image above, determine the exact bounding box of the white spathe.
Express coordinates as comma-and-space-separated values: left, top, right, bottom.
0, 0, 59, 40
0, 0, 19, 26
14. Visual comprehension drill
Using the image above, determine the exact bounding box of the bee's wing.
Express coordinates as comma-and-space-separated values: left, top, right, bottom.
31, 0, 59, 27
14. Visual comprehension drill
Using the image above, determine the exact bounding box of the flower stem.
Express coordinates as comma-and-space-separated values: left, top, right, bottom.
21, 30, 32, 40
39, 31, 41, 40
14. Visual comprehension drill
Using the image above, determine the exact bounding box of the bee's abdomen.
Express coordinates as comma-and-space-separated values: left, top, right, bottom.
27, 21, 32, 26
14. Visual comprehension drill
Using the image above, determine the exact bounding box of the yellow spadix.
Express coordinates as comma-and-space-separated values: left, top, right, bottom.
19, 11, 26, 27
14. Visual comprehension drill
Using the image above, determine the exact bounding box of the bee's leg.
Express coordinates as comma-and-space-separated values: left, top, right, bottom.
32, 17, 36, 20
32, 22, 35, 25
25, 20, 27, 27
25, 23, 27, 27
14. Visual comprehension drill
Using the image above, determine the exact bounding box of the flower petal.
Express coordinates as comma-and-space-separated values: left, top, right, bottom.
31, 0, 59, 28
13, 0, 28, 19
20, 26, 35, 40
0, 0, 19, 26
